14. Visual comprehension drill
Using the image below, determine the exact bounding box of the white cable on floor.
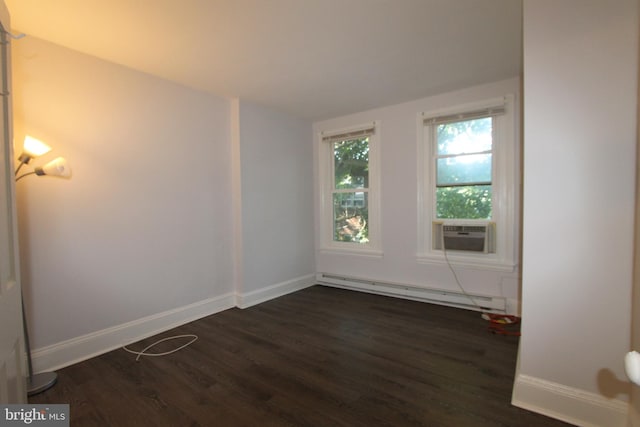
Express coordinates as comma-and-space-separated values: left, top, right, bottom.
122, 334, 198, 362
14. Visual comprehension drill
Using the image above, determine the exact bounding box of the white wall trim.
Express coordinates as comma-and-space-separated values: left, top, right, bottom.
236, 274, 315, 309
316, 272, 508, 313
512, 374, 628, 427
505, 298, 521, 318
31, 293, 236, 373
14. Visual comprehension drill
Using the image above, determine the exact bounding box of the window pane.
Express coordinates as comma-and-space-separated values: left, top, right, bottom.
437, 117, 492, 155
437, 153, 492, 186
333, 192, 369, 243
436, 185, 492, 219
334, 138, 369, 189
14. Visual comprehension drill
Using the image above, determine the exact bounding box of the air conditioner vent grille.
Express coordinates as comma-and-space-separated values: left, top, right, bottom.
433, 221, 496, 253
443, 225, 487, 233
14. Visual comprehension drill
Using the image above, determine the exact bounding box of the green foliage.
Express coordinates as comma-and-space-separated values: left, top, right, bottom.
333, 138, 369, 242
329, 126, 493, 234
436, 117, 493, 219
333, 193, 369, 243
437, 186, 492, 219
334, 138, 369, 189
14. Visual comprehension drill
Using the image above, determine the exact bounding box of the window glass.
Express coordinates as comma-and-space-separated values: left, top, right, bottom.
436, 154, 492, 186
332, 137, 369, 243
437, 117, 492, 155
435, 117, 493, 219
320, 123, 380, 254
334, 139, 369, 189
333, 192, 368, 243
436, 185, 492, 219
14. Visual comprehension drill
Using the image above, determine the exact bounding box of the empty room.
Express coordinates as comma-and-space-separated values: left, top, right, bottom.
0, 1, 638, 426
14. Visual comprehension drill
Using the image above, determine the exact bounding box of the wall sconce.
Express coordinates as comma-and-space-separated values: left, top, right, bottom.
15, 136, 72, 181
14, 135, 72, 395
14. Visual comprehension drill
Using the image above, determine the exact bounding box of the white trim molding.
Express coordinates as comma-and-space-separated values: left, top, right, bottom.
316, 272, 506, 313
30, 293, 236, 373
512, 374, 628, 427
235, 274, 315, 309
31, 274, 316, 373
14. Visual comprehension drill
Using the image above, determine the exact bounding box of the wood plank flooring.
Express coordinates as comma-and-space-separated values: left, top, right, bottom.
29, 285, 570, 426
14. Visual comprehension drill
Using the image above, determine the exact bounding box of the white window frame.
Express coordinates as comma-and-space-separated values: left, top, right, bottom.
318, 121, 382, 256
417, 95, 517, 271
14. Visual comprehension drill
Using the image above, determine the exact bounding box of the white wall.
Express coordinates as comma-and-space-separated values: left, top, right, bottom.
11, 35, 317, 370
235, 100, 315, 305
12, 36, 236, 364
313, 78, 521, 312
629, 7, 640, 426
632, 67, 640, 424
514, 1, 638, 425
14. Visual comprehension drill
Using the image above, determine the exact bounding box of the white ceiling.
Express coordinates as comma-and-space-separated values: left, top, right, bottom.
4, 0, 522, 121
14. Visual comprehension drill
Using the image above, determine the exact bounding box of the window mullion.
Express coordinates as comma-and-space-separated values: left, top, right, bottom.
436, 181, 491, 188
436, 149, 492, 160
332, 188, 368, 193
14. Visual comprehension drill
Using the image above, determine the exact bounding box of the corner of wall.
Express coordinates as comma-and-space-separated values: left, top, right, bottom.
230, 98, 244, 296
235, 274, 315, 309
512, 374, 628, 427
31, 293, 236, 373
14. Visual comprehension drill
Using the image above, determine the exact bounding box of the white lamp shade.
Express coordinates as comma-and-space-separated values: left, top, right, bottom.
626, 351, 640, 386
22, 136, 52, 158
35, 157, 71, 178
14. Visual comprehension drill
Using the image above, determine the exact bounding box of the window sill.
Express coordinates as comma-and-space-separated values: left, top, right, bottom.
416, 252, 516, 272
319, 246, 384, 258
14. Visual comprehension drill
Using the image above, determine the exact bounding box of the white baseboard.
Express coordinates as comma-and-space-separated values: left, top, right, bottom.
316, 272, 507, 313
236, 274, 315, 309
505, 298, 520, 317
512, 374, 628, 427
31, 293, 236, 373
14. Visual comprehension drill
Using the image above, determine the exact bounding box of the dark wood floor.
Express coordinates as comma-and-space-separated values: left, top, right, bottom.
30, 285, 570, 426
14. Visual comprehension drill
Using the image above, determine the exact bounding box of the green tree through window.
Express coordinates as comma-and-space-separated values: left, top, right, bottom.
435, 117, 493, 219
333, 138, 369, 242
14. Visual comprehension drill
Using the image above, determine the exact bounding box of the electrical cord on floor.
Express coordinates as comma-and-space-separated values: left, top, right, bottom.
441, 239, 484, 311
122, 334, 198, 362
441, 234, 521, 335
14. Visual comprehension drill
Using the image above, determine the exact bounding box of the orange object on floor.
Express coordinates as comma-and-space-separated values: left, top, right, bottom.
483, 313, 521, 336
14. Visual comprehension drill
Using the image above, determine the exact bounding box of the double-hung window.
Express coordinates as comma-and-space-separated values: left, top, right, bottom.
418, 96, 517, 270
434, 113, 498, 220
318, 122, 381, 255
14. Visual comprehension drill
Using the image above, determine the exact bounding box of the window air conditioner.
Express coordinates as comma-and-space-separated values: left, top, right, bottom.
433, 222, 496, 253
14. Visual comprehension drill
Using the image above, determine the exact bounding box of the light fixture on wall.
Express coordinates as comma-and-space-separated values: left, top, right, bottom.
15, 135, 72, 181
14, 135, 72, 395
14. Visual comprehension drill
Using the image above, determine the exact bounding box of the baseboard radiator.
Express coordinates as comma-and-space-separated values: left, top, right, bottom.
315, 273, 506, 312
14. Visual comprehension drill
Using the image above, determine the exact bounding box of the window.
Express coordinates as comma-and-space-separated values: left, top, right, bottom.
318, 122, 381, 255
435, 116, 494, 220
332, 137, 369, 243
418, 96, 517, 270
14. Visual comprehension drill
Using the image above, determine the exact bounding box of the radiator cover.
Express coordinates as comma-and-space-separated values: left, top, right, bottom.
315, 273, 506, 312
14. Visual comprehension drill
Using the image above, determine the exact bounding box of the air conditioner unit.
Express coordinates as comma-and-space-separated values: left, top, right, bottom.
433, 221, 496, 253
